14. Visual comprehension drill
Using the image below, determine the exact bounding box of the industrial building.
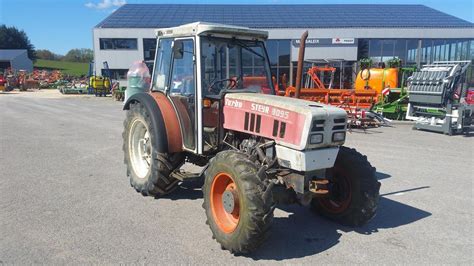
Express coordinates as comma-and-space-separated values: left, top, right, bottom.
93, 4, 474, 86
0, 49, 33, 73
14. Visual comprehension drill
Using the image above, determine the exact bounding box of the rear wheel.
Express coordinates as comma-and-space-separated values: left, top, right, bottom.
311, 146, 380, 226
203, 150, 274, 254
123, 102, 183, 197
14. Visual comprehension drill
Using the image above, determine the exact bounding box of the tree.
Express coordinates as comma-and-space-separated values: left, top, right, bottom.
36, 49, 62, 61
63, 48, 93, 63
359, 58, 373, 69
0, 24, 36, 60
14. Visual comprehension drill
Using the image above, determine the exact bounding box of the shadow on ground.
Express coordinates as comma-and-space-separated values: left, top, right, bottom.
249, 194, 431, 260
163, 181, 431, 260
348, 128, 386, 134
462, 131, 474, 137
376, 171, 391, 180
161, 179, 204, 200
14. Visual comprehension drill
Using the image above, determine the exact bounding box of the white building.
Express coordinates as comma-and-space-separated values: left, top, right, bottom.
93, 4, 474, 86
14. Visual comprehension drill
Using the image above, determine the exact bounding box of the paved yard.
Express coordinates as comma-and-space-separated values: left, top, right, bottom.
0, 90, 472, 264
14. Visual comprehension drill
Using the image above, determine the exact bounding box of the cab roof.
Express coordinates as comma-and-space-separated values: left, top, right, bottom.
155, 22, 268, 40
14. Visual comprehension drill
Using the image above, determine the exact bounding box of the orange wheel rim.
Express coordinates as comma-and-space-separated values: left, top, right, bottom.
210, 172, 240, 233
318, 169, 352, 214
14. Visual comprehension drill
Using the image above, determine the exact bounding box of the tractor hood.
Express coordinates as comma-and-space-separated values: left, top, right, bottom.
223, 93, 347, 150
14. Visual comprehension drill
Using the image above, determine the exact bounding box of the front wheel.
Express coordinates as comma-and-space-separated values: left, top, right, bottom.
311, 146, 380, 226
203, 150, 274, 254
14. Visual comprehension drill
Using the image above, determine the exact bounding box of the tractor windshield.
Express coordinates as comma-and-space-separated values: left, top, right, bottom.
200, 36, 274, 96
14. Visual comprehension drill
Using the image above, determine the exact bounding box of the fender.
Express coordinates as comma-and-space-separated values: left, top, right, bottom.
124, 92, 183, 153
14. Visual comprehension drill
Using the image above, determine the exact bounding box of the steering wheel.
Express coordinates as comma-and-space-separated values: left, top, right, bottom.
208, 78, 237, 94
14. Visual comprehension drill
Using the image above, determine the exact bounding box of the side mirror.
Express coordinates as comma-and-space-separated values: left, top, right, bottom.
173, 40, 184, 59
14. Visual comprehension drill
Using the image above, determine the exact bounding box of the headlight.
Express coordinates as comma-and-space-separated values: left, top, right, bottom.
332, 132, 346, 142
310, 134, 323, 144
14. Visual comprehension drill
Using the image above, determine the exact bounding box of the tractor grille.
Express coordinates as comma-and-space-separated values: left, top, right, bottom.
312, 117, 346, 132
311, 119, 325, 132
333, 117, 347, 131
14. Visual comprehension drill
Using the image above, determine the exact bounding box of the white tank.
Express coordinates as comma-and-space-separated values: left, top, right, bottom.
124, 61, 151, 102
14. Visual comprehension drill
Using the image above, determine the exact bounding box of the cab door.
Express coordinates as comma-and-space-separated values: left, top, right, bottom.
168, 38, 197, 151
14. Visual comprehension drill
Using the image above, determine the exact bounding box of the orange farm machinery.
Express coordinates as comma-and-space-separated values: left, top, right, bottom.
278, 32, 385, 126
277, 32, 418, 124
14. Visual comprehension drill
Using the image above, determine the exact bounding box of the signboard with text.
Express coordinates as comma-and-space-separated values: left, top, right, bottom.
292, 38, 357, 47
332, 38, 355, 44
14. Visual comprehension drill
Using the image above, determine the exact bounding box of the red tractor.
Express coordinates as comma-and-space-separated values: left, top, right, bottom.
122, 22, 380, 253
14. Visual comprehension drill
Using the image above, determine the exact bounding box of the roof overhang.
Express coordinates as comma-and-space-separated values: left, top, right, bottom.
155, 22, 268, 40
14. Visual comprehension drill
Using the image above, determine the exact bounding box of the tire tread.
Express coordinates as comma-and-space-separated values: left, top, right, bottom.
123, 102, 182, 197
203, 150, 274, 254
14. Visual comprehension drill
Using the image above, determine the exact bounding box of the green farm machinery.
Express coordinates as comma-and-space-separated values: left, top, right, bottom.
406, 61, 473, 135
372, 67, 417, 120
112, 84, 126, 101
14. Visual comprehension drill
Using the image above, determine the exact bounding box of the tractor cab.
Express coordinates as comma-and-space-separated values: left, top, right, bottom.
150, 22, 274, 154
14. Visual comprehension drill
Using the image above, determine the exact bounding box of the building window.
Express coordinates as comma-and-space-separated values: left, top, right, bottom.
102, 69, 128, 80
466, 40, 474, 87
143, 38, 157, 61
406, 39, 418, 64
366, 39, 420, 66
415, 39, 474, 63
99, 38, 138, 50
421, 39, 433, 64
278, 40, 290, 67
357, 39, 369, 59
451, 40, 461, 60
278, 40, 290, 87
266, 40, 278, 67
369, 40, 382, 63
432, 40, 445, 61
394, 39, 407, 63
460, 41, 469, 60
470, 40, 474, 60
381, 39, 396, 61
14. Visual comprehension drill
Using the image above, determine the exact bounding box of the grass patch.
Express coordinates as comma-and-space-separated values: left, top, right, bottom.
34, 59, 89, 77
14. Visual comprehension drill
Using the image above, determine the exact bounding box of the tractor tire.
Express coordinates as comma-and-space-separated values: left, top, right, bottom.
203, 150, 274, 254
311, 146, 380, 226
123, 102, 183, 197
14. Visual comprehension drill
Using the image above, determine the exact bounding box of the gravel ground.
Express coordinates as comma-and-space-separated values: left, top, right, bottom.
0, 90, 473, 264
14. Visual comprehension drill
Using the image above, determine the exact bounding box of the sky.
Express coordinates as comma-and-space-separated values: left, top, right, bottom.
0, 0, 472, 55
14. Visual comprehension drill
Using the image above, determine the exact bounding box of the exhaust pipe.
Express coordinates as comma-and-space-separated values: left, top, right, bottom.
295, 30, 308, 98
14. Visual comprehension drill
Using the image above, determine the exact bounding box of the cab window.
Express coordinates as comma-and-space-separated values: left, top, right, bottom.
152, 38, 173, 91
